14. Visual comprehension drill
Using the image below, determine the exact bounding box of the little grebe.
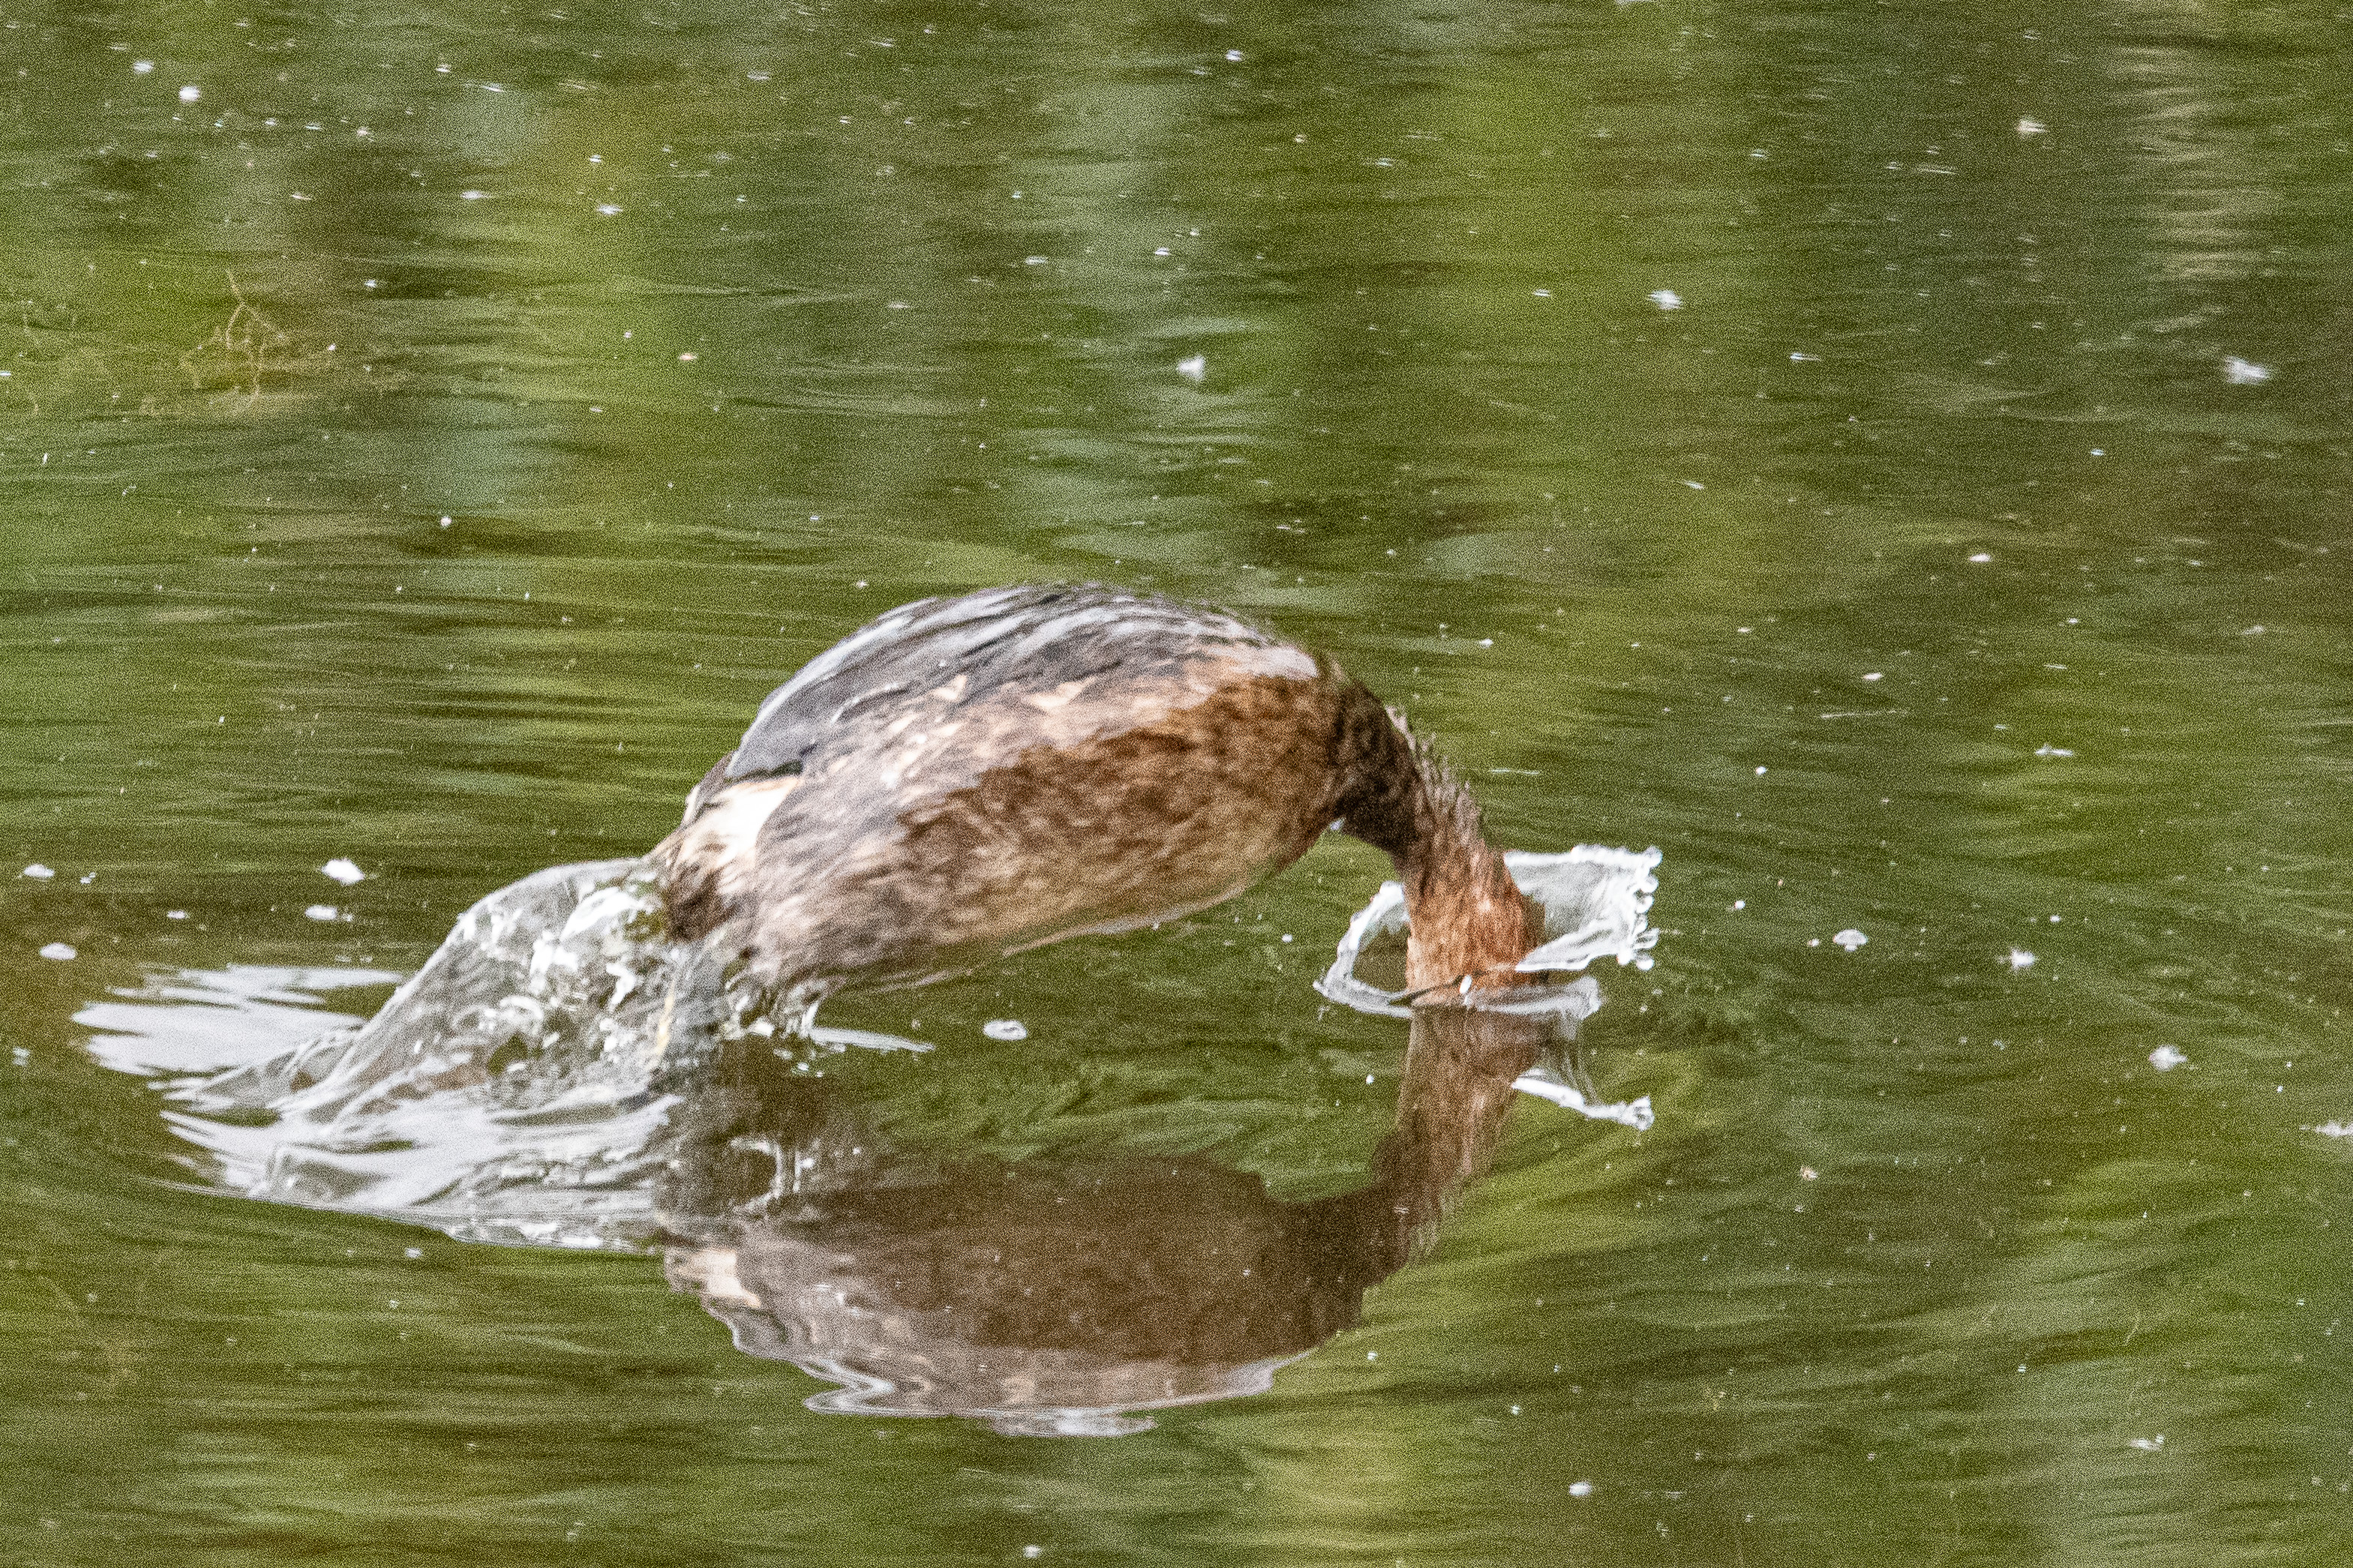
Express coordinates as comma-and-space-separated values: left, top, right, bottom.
653, 583, 1542, 1010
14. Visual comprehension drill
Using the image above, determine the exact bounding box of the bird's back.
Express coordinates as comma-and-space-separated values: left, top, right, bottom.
656, 585, 1412, 1006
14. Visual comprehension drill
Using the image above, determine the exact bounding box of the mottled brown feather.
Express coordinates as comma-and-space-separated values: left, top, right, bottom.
650, 584, 1541, 1009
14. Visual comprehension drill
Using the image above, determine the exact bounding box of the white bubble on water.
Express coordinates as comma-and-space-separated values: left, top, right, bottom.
2016, 118, 2047, 137
321, 858, 366, 886
1568, 1480, 1595, 1498
39, 943, 77, 961
982, 1018, 1028, 1042
305, 904, 341, 922
594, 204, 623, 216
178, 84, 201, 103
1832, 928, 1868, 951
132, 60, 155, 74
2222, 356, 2272, 385
2034, 744, 2075, 758
2008, 948, 2037, 970
22, 863, 54, 880
1648, 289, 1684, 310
1968, 552, 1993, 563
1177, 354, 1206, 382
2129, 1435, 2165, 1451
2148, 1045, 2188, 1072
2316, 1122, 2353, 1139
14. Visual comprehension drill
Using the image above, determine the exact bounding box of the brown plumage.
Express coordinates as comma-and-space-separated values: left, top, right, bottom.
651, 583, 1542, 1011
659, 1005, 1550, 1429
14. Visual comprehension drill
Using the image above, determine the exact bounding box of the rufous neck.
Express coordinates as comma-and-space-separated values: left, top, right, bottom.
1334, 1006, 1550, 1276
1398, 762, 1540, 994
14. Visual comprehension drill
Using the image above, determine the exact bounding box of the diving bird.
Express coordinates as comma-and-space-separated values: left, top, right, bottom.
652, 583, 1541, 1014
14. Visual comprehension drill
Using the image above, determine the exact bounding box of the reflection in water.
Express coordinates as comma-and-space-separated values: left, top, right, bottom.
113, 847, 1655, 1430
662, 1006, 1547, 1436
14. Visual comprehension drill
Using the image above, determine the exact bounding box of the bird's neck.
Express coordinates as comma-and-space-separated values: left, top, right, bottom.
1399, 761, 1540, 994
1306, 1006, 1550, 1282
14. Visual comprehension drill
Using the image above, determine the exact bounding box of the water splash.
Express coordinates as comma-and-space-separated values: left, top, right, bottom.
1316, 846, 1661, 1020
1317, 845, 1661, 1129
163, 859, 731, 1248
93, 845, 1662, 1434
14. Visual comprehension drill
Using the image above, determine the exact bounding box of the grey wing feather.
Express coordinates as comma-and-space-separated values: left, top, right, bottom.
723, 583, 1280, 783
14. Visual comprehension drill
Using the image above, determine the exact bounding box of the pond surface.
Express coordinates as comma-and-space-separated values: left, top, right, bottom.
5, 0, 2353, 1561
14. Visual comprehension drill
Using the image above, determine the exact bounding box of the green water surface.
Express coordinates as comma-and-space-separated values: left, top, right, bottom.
5, 0, 2352, 1562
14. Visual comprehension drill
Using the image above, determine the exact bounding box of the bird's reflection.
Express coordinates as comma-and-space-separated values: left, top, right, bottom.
657, 1006, 1553, 1435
